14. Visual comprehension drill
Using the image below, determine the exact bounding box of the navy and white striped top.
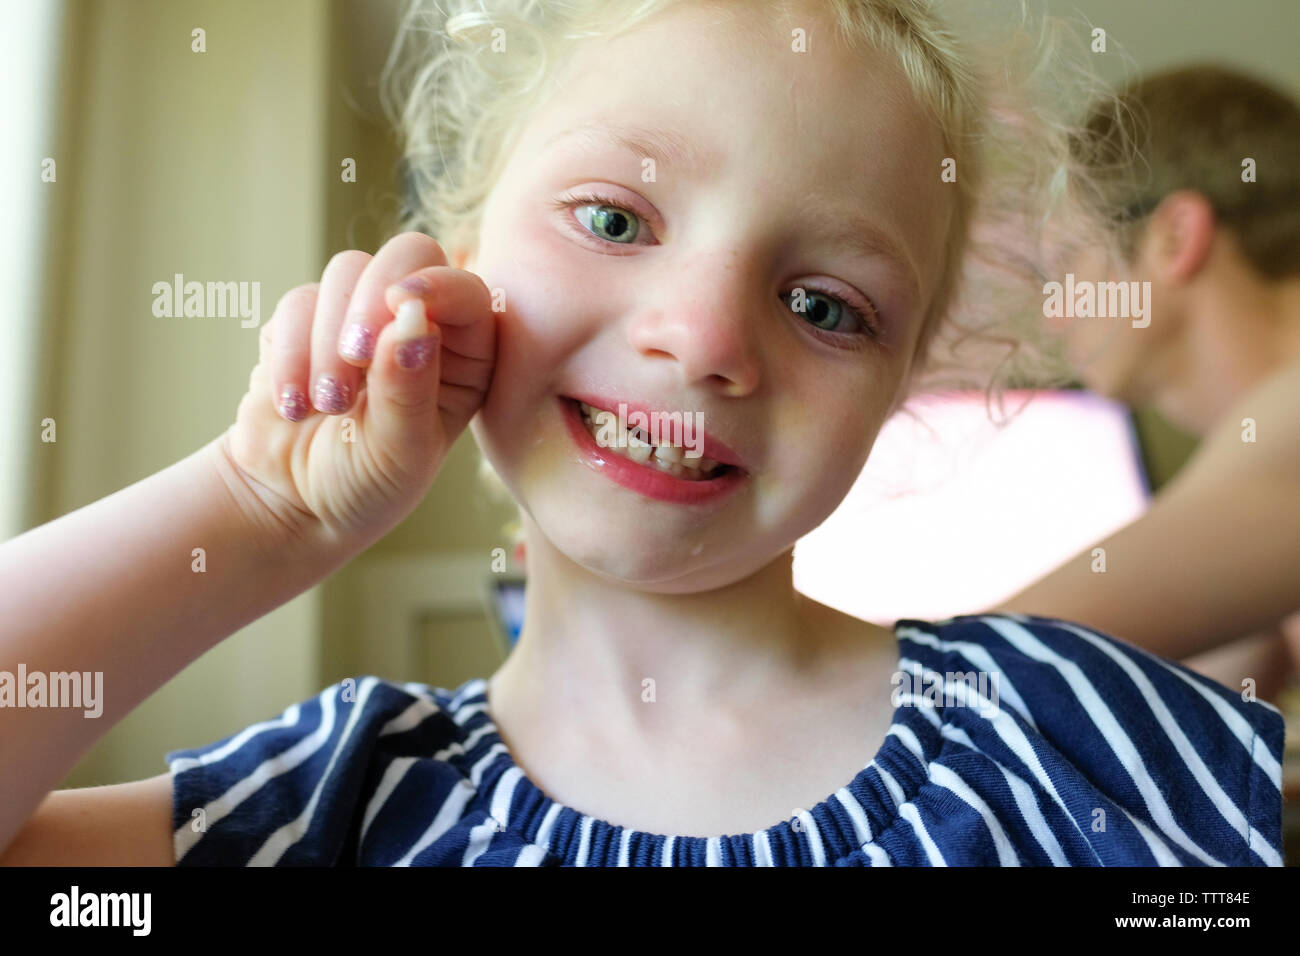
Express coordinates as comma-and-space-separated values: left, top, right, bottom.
166, 613, 1287, 866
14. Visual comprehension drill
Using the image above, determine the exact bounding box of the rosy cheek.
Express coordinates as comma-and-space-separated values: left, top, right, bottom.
508, 220, 599, 310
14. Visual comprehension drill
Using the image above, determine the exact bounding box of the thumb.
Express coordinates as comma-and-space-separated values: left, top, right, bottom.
364, 299, 444, 470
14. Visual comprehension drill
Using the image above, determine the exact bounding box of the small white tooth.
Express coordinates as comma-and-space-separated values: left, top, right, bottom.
679, 455, 702, 470
627, 427, 649, 448
613, 415, 632, 450
588, 411, 614, 447
394, 299, 428, 339
654, 444, 683, 464
626, 441, 652, 463
699, 457, 719, 472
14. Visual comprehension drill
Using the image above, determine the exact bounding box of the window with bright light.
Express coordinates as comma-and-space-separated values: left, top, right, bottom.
0, 0, 64, 540
792, 390, 1152, 625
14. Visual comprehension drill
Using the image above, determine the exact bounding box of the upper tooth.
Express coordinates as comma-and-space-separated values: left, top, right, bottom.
575, 404, 727, 478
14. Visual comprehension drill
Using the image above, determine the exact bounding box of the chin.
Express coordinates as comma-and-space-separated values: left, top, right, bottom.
550, 533, 711, 589
536, 508, 780, 593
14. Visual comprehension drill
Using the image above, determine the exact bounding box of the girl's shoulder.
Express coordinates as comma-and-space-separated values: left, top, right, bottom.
892, 612, 1286, 865
166, 675, 485, 866
900, 610, 1284, 726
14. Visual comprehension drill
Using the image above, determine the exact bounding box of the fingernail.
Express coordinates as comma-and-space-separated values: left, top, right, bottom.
278, 385, 310, 422
314, 375, 351, 413
393, 299, 427, 340
340, 323, 376, 361
396, 335, 438, 370
395, 275, 432, 294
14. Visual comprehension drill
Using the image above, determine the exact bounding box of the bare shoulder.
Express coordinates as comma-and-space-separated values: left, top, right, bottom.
0, 772, 175, 866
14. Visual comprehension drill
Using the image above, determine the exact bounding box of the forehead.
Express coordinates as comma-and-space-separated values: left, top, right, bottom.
511, 2, 954, 294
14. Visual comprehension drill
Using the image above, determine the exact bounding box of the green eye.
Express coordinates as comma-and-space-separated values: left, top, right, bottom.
782, 289, 847, 332
779, 287, 880, 342
574, 203, 639, 243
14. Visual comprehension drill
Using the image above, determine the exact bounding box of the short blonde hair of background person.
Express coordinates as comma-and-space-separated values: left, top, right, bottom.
1074, 63, 1300, 280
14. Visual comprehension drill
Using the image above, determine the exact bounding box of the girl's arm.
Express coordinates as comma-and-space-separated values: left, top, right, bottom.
993, 361, 1300, 660
0, 773, 174, 866
0, 430, 341, 855
0, 235, 496, 861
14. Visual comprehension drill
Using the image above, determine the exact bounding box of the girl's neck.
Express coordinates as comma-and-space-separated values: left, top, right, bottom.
486, 516, 891, 748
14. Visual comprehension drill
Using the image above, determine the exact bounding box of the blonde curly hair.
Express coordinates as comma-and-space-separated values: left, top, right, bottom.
379, 0, 1129, 548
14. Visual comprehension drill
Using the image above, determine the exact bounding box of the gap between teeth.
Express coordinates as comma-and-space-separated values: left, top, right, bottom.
578, 401, 723, 479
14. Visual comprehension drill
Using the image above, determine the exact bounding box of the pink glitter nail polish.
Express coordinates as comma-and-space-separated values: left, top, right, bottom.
340, 324, 376, 361
396, 275, 432, 294
314, 375, 351, 413
279, 385, 311, 422
396, 335, 438, 369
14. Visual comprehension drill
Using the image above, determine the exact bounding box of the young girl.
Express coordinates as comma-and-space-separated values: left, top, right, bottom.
0, 0, 1284, 866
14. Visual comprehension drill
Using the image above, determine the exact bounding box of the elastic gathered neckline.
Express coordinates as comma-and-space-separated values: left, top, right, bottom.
441, 619, 949, 865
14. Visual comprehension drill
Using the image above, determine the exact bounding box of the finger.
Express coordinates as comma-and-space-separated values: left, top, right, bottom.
362, 298, 445, 469
382, 265, 496, 428
267, 284, 320, 423
335, 232, 449, 370
309, 250, 372, 414
381, 265, 494, 363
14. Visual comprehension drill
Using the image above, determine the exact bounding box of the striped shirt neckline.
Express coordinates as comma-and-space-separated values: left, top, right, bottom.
439, 618, 945, 866
167, 612, 1286, 865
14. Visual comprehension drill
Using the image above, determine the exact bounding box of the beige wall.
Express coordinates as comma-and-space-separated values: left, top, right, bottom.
46, 0, 331, 786
1047, 0, 1300, 92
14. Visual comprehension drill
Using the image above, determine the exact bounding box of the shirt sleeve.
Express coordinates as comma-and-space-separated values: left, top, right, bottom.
165, 675, 399, 866
978, 614, 1287, 866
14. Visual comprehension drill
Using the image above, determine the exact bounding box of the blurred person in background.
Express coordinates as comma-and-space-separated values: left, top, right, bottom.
998, 64, 1300, 704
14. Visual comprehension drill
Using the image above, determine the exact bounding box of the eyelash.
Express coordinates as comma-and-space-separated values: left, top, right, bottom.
786, 287, 883, 345
550, 188, 884, 345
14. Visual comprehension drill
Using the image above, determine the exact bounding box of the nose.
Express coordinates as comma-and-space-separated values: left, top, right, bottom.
625, 251, 763, 396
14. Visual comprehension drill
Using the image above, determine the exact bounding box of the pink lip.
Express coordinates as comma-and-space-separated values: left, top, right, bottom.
564, 392, 749, 471
558, 396, 749, 505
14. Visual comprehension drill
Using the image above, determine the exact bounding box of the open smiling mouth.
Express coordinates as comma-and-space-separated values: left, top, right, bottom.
558, 396, 746, 491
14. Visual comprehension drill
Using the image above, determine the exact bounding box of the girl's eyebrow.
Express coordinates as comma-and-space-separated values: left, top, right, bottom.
808, 199, 921, 301
542, 121, 714, 171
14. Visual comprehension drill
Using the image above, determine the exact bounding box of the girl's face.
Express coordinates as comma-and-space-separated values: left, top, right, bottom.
465, 2, 954, 590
